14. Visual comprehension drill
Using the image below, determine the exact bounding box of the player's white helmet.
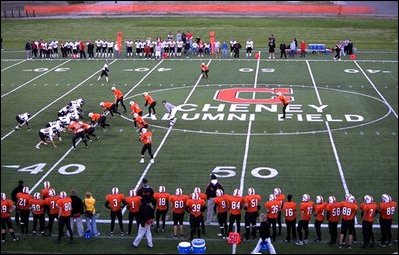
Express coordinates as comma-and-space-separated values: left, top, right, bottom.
381, 194, 391, 203
194, 187, 201, 194
328, 196, 336, 204
201, 62, 205, 66
269, 194, 276, 201
88, 113, 93, 118
33, 192, 41, 200
141, 128, 147, 133
248, 187, 255, 196
316, 195, 324, 204
273, 187, 281, 196
347, 195, 356, 203
216, 189, 224, 197
1, 193, 6, 201
48, 188, 56, 197
175, 188, 183, 196
143, 92, 148, 96
111, 86, 116, 90
159, 186, 166, 193
129, 189, 137, 197
100, 102, 104, 107
302, 194, 310, 202
22, 187, 29, 194
44, 181, 51, 189
112, 187, 119, 195
192, 192, 199, 200
233, 189, 241, 197
364, 195, 373, 204
129, 101, 135, 105
133, 113, 138, 118
59, 191, 67, 199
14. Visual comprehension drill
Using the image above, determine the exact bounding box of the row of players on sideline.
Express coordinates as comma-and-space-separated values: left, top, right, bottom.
1, 179, 397, 249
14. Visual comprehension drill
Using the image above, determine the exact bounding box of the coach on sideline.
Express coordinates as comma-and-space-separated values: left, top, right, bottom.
205, 174, 224, 225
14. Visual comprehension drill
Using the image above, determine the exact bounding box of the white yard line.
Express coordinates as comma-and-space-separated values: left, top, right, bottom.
306, 60, 354, 223
353, 60, 398, 118
1, 59, 116, 142
1, 59, 26, 72
122, 59, 213, 215
1, 60, 71, 98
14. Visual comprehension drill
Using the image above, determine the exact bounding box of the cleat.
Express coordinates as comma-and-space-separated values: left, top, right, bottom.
13, 237, 19, 241
35, 145, 40, 149
150, 159, 155, 164
109, 232, 114, 236
295, 241, 303, 246
121, 232, 125, 236
139, 158, 145, 164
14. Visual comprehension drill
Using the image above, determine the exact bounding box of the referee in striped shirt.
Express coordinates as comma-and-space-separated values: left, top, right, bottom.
162, 100, 177, 127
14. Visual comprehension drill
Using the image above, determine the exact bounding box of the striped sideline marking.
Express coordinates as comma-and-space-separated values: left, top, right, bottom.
1, 59, 26, 72
1, 60, 71, 98
353, 60, 398, 119
0, 59, 116, 142
306, 60, 354, 223
121, 59, 213, 215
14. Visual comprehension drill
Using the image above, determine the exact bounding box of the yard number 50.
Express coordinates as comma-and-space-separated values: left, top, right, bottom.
212, 166, 278, 179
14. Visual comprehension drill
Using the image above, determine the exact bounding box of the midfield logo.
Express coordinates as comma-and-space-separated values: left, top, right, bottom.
215, 87, 294, 104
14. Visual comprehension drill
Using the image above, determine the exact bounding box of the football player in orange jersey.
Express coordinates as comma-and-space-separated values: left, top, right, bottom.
169, 188, 189, 239
30, 192, 45, 235
265, 194, 281, 242
111, 87, 127, 113
200, 63, 209, 79
124, 189, 141, 235
360, 195, 377, 248
105, 187, 125, 236
295, 194, 314, 246
213, 189, 228, 239
143, 92, 157, 117
313, 195, 327, 242
378, 194, 397, 247
277, 92, 289, 119
153, 186, 170, 233
1, 193, 19, 242
243, 187, 262, 240
16, 187, 32, 234
186, 192, 206, 240
282, 194, 297, 243
228, 189, 244, 234
139, 128, 155, 164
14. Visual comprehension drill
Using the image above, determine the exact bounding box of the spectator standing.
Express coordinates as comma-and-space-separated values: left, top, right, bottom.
268, 40, 276, 59
87, 41, 94, 59
221, 41, 228, 58
79, 40, 86, 59
132, 197, 156, 248
300, 40, 307, 58
1, 37, 3, 51
205, 174, 224, 225
250, 213, 277, 254
25, 40, 32, 60
279, 41, 287, 59
1, 193, 19, 243
84, 191, 100, 237
233, 41, 242, 59
10, 180, 24, 226
289, 40, 296, 58
333, 41, 341, 61
69, 189, 84, 237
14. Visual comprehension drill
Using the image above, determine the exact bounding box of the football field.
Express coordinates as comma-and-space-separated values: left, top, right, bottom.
1, 52, 398, 254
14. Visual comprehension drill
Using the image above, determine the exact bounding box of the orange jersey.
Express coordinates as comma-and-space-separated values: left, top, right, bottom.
276, 194, 285, 207
314, 202, 328, 222
113, 88, 124, 99
379, 201, 397, 220
144, 94, 155, 105
198, 192, 207, 202
169, 194, 189, 214
135, 115, 148, 129
68, 121, 84, 133
228, 195, 244, 216
140, 131, 153, 144
340, 201, 358, 221
41, 188, 51, 200
214, 195, 229, 214
29, 198, 45, 215
360, 202, 377, 222
282, 201, 297, 221
80, 122, 91, 130
1, 199, 14, 219
186, 198, 206, 218
325, 202, 342, 223
265, 200, 281, 219
244, 194, 262, 213
45, 195, 60, 215
105, 193, 125, 212
124, 196, 142, 213
201, 65, 209, 71
101, 102, 114, 109
299, 201, 314, 221
278, 95, 288, 105
154, 192, 171, 211
57, 197, 72, 217
16, 192, 32, 210
90, 113, 102, 122
130, 103, 142, 114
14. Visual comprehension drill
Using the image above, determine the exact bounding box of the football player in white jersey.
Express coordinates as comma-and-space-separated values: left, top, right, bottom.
15, 112, 31, 131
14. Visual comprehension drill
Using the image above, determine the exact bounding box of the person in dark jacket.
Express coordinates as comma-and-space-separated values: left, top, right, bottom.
132, 198, 156, 248
280, 41, 287, 59
11, 180, 24, 225
251, 213, 276, 254
205, 174, 224, 224
137, 178, 155, 206
68, 189, 84, 237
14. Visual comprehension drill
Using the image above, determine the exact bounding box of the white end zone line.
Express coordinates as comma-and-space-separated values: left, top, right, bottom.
306, 60, 353, 222
1, 59, 71, 98
353, 60, 398, 119
122, 59, 213, 215
1, 59, 26, 72
1, 59, 117, 142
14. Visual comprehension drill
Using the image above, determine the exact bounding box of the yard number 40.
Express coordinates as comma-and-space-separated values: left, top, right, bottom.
212, 166, 278, 179
15, 163, 85, 175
